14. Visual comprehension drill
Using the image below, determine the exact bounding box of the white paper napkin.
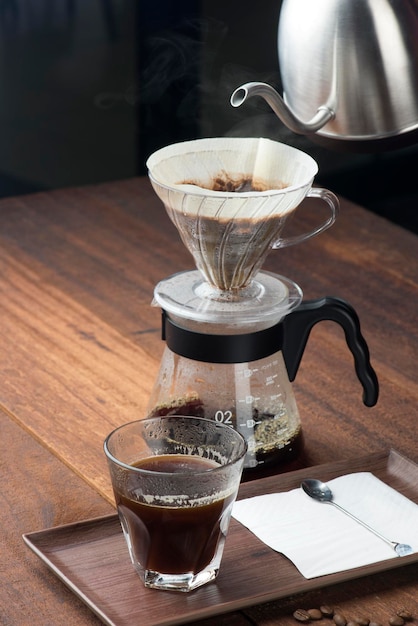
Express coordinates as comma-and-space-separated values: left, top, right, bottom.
232, 472, 418, 578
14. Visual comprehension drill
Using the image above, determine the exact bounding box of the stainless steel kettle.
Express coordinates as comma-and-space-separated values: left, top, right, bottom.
231, 0, 418, 150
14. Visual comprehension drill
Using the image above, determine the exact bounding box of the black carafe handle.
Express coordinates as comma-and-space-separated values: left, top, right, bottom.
282, 297, 379, 407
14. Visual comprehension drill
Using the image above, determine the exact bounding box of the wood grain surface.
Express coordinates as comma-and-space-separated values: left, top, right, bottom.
1, 178, 417, 625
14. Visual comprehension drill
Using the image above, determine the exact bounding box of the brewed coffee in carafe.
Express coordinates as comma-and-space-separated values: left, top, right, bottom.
146, 137, 378, 470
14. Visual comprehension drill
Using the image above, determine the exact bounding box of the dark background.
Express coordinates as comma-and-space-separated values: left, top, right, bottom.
0, 0, 417, 233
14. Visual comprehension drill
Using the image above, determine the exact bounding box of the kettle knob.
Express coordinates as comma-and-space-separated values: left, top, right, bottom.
282, 297, 379, 407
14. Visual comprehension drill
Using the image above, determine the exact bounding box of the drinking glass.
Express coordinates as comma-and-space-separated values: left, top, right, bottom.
104, 415, 247, 591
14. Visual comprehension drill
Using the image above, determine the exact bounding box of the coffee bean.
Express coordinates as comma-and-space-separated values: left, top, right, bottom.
293, 609, 311, 622
396, 611, 413, 622
293, 604, 413, 626
353, 617, 370, 626
321, 606, 335, 618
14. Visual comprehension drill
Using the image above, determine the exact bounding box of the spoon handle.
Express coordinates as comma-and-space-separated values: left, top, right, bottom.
330, 501, 396, 549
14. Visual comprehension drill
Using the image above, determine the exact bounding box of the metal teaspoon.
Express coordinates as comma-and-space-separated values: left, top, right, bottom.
301, 478, 413, 557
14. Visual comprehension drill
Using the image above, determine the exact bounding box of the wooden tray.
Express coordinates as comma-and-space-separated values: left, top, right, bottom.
23, 450, 418, 626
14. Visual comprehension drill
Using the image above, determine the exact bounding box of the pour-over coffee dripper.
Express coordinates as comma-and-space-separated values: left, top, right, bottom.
146, 137, 378, 471
147, 137, 338, 295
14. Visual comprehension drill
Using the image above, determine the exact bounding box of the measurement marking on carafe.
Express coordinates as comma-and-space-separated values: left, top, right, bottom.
266, 374, 278, 385
248, 395, 260, 404
214, 410, 233, 424
239, 419, 262, 429
243, 368, 257, 378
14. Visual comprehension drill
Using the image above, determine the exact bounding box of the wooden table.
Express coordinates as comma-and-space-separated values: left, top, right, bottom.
1, 178, 417, 625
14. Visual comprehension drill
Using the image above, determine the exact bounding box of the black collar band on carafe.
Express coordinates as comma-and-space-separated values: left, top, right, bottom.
162, 310, 284, 364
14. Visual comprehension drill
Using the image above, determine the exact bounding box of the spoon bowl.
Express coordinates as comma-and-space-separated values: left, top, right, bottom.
301, 478, 413, 557
302, 479, 334, 502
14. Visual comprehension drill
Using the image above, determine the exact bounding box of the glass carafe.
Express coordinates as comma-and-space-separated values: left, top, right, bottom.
147, 271, 378, 471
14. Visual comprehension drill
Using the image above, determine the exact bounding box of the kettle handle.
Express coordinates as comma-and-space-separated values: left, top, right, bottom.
282, 297, 379, 407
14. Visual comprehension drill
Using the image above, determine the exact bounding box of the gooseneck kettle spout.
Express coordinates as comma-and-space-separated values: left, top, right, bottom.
230, 82, 334, 135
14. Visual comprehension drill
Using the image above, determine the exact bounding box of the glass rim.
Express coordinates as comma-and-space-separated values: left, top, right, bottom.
103, 415, 248, 476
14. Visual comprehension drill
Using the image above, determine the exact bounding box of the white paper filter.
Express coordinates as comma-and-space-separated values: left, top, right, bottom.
146, 137, 318, 218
